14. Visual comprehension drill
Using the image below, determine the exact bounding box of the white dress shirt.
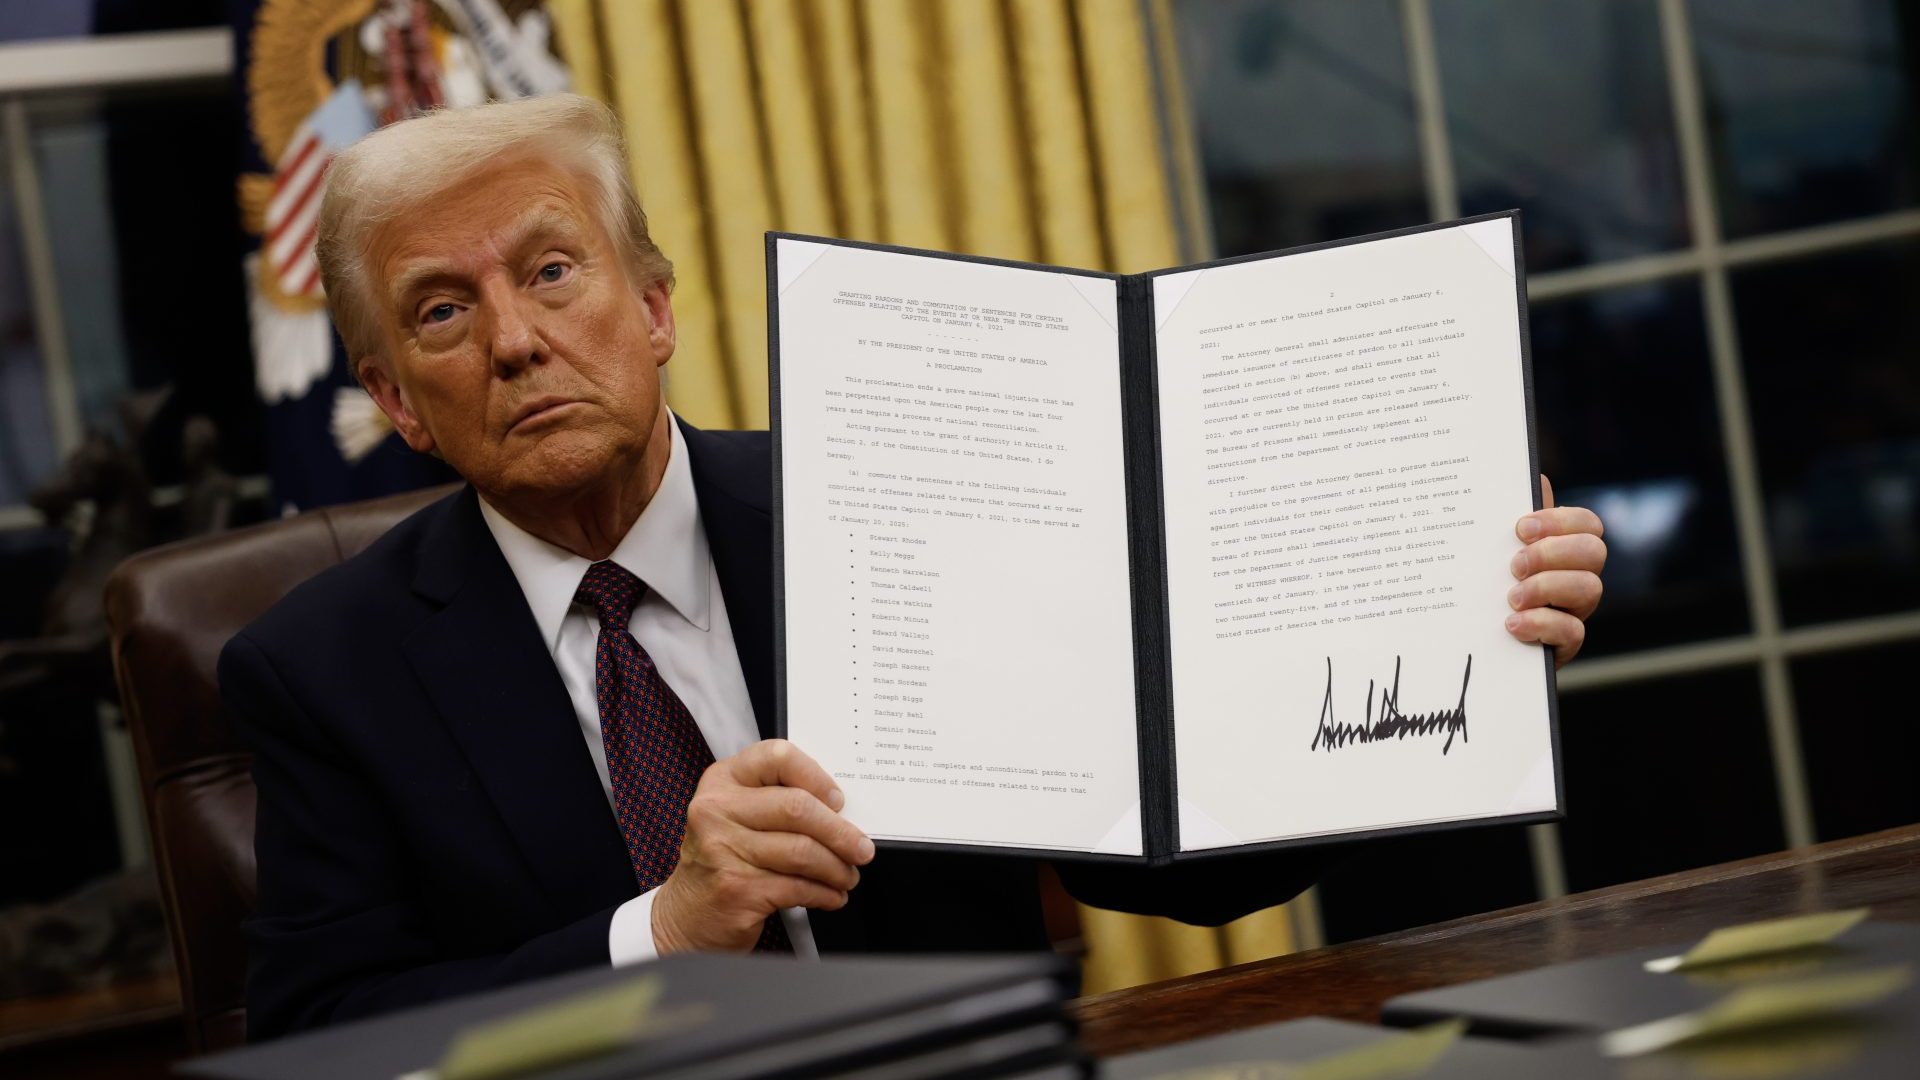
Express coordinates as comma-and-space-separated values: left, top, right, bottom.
477, 414, 818, 963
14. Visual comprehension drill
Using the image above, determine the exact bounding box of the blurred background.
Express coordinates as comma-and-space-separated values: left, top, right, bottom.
0, 0, 1916, 1073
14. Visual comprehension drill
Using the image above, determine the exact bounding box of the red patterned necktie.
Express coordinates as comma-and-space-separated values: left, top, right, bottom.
575, 560, 790, 953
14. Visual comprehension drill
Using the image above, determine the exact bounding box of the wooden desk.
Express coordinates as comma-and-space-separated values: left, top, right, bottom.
1076, 823, 1920, 1058
0, 972, 178, 1054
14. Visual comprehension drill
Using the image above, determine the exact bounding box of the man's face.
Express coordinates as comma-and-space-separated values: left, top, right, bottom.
358, 157, 673, 504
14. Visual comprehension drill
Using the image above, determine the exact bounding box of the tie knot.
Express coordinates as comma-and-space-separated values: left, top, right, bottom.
576, 560, 643, 629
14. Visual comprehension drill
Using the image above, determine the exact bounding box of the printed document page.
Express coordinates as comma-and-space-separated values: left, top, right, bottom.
775, 239, 1143, 854
1153, 219, 1556, 850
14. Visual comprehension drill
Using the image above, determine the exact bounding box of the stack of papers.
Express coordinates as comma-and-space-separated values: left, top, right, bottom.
181, 953, 1078, 1080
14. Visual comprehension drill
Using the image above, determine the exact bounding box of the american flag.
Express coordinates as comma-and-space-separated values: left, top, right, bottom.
264, 82, 375, 299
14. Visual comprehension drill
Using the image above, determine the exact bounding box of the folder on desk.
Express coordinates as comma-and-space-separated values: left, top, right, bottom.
1101, 1017, 1614, 1080
181, 953, 1078, 1080
1380, 919, 1920, 1038
1104, 1012, 1920, 1080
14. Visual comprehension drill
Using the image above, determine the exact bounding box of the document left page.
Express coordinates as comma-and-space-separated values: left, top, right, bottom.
773, 238, 1143, 856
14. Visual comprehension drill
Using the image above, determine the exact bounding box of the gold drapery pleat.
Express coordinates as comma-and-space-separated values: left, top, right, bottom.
549, 0, 1300, 994
549, 0, 1190, 428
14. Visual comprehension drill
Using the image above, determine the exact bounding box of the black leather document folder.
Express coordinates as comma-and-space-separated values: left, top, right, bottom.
181, 952, 1076, 1080
1510, 1021, 1920, 1080
1105, 1013, 1920, 1080
768, 213, 1562, 864
1101, 1017, 1611, 1079
1382, 920, 1920, 1038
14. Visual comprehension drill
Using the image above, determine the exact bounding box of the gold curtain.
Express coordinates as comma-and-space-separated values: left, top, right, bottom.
547, 0, 1300, 994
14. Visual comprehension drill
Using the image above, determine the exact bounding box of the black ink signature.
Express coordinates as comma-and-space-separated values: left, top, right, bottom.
1310, 655, 1471, 755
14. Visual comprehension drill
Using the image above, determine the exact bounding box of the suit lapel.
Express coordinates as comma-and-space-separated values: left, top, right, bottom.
680, 419, 778, 742
402, 489, 636, 918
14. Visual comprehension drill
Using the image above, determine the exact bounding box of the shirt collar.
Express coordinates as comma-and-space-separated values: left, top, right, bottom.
477, 413, 712, 654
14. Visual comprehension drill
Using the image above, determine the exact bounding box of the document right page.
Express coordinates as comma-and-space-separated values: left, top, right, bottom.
1153, 217, 1557, 851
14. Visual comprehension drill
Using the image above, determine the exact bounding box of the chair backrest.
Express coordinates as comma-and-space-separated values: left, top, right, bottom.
103, 484, 457, 1052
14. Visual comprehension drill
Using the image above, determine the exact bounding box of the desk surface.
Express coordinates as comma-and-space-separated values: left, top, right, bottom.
0, 970, 178, 1053
1076, 823, 1920, 1057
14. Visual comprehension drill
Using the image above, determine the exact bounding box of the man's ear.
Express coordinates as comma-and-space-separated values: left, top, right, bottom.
357, 356, 437, 455
640, 281, 676, 368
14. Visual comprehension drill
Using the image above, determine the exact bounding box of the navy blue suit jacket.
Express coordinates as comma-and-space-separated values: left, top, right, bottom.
221, 420, 1328, 1039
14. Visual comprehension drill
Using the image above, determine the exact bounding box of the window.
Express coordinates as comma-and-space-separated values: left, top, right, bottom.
1165, 0, 1920, 942
0, 20, 266, 936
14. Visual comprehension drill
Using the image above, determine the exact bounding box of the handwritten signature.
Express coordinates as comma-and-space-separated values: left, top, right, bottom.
1310, 655, 1471, 755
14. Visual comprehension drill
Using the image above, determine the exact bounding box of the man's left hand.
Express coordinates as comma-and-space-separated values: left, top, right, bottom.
1506, 474, 1605, 667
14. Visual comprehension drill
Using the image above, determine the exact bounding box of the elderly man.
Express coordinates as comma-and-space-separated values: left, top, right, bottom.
222, 94, 1607, 1039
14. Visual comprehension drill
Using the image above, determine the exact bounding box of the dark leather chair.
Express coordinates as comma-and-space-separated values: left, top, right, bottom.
103, 484, 457, 1052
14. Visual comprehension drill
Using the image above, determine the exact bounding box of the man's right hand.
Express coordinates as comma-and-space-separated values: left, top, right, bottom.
650, 739, 874, 954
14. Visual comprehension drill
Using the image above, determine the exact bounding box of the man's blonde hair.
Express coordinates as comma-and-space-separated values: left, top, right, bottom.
315, 93, 673, 367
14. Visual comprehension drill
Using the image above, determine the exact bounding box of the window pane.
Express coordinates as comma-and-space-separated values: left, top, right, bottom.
1791, 641, 1920, 842
1558, 667, 1783, 893
34, 107, 132, 433
15, 87, 266, 490
0, 138, 60, 507
1530, 280, 1748, 655
1432, 0, 1691, 272
1694, 0, 1920, 238
1173, 0, 1428, 257
1315, 825, 1536, 945
0, 4, 90, 42
1735, 239, 1920, 626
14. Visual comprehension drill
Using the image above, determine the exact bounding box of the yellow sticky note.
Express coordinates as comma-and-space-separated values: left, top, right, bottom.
1643, 908, 1870, 973
1601, 965, 1911, 1058
433, 975, 664, 1080
1150, 1020, 1468, 1080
